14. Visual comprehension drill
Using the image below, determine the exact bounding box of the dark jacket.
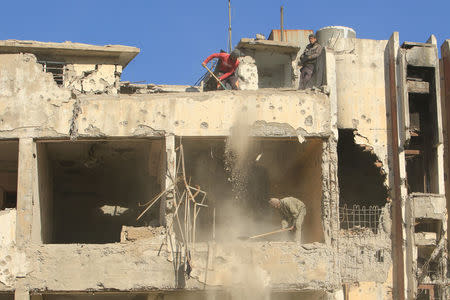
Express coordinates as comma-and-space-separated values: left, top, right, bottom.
299, 42, 323, 68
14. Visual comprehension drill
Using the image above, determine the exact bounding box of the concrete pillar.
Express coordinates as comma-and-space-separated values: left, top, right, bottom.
14, 284, 30, 300
160, 135, 176, 227
441, 40, 450, 257
15, 138, 36, 248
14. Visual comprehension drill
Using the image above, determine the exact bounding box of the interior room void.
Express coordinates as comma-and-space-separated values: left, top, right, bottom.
0, 141, 18, 211
337, 129, 388, 208
36, 139, 164, 244
177, 136, 324, 243
0, 294, 14, 300
337, 130, 388, 233
405, 66, 440, 194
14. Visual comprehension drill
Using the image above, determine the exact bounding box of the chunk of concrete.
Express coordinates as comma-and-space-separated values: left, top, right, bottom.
120, 226, 165, 242
415, 232, 437, 246
411, 193, 446, 219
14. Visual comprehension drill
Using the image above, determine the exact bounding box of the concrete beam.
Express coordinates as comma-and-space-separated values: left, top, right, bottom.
411, 193, 446, 220
414, 232, 437, 246
407, 80, 429, 94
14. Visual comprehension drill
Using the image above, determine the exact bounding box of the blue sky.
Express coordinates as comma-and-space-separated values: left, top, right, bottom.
1, 0, 449, 85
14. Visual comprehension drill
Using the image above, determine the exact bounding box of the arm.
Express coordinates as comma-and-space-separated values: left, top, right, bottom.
202, 53, 221, 66
298, 48, 308, 67
281, 219, 289, 229
219, 59, 239, 81
303, 44, 323, 62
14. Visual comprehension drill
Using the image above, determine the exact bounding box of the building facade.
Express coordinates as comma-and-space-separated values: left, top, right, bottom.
0, 27, 449, 300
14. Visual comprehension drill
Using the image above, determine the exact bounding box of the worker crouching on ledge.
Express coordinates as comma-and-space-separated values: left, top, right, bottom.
269, 197, 306, 242
202, 49, 240, 90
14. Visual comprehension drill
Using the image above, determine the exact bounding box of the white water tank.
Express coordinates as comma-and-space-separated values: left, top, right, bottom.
316, 26, 356, 48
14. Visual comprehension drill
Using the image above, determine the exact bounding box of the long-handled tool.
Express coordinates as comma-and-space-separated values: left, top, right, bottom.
202, 63, 228, 90
238, 226, 294, 240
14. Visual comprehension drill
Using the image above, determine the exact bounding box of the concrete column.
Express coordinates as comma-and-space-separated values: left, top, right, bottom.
14, 284, 30, 300
441, 40, 450, 286
160, 135, 176, 227
15, 138, 36, 248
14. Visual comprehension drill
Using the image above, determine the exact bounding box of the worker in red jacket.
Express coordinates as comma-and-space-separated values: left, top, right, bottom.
202, 49, 240, 90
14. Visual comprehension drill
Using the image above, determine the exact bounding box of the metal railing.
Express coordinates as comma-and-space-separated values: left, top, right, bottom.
339, 204, 382, 234
38, 60, 65, 86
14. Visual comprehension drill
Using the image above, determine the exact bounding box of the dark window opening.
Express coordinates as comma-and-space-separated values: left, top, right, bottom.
38, 60, 65, 86
417, 246, 444, 283
0, 141, 19, 210
177, 137, 324, 243
405, 66, 439, 193
337, 129, 388, 232
0, 293, 14, 300
375, 249, 384, 262
417, 285, 438, 300
37, 139, 164, 244
415, 218, 443, 237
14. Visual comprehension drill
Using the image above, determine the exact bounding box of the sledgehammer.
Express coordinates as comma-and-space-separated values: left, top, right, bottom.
202, 63, 228, 90
238, 226, 294, 240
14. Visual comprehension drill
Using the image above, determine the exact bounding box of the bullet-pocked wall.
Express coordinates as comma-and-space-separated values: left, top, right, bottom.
35, 139, 164, 244
178, 137, 324, 243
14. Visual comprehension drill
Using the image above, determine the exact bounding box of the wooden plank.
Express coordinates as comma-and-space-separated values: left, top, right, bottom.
405, 149, 421, 155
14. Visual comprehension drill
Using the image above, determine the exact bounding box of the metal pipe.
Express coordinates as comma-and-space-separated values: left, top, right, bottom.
280, 6, 284, 42
228, 0, 232, 53
213, 207, 216, 241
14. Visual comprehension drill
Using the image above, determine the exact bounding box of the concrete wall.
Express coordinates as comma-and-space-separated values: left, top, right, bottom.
238, 48, 299, 90
333, 38, 390, 179
64, 64, 121, 95
0, 52, 341, 295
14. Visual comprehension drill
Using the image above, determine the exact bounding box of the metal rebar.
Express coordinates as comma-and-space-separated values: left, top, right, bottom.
228, 0, 232, 53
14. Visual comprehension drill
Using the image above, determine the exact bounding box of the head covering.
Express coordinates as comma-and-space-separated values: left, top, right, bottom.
269, 198, 281, 207
230, 49, 241, 59
309, 34, 316, 39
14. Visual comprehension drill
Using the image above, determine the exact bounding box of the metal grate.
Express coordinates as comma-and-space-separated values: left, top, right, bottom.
38, 61, 65, 86
339, 204, 382, 234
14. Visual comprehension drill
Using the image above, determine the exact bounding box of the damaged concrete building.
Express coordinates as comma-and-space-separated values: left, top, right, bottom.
0, 25, 449, 300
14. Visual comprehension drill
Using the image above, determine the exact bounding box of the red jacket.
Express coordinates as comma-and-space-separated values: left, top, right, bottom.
203, 52, 239, 81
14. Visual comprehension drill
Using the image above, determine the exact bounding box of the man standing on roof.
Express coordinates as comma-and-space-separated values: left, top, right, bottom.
202, 49, 240, 90
298, 34, 323, 89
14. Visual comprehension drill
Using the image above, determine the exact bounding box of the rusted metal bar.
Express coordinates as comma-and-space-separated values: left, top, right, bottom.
280, 6, 284, 42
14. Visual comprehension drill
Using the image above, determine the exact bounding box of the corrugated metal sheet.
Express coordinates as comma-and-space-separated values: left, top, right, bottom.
268, 29, 313, 51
